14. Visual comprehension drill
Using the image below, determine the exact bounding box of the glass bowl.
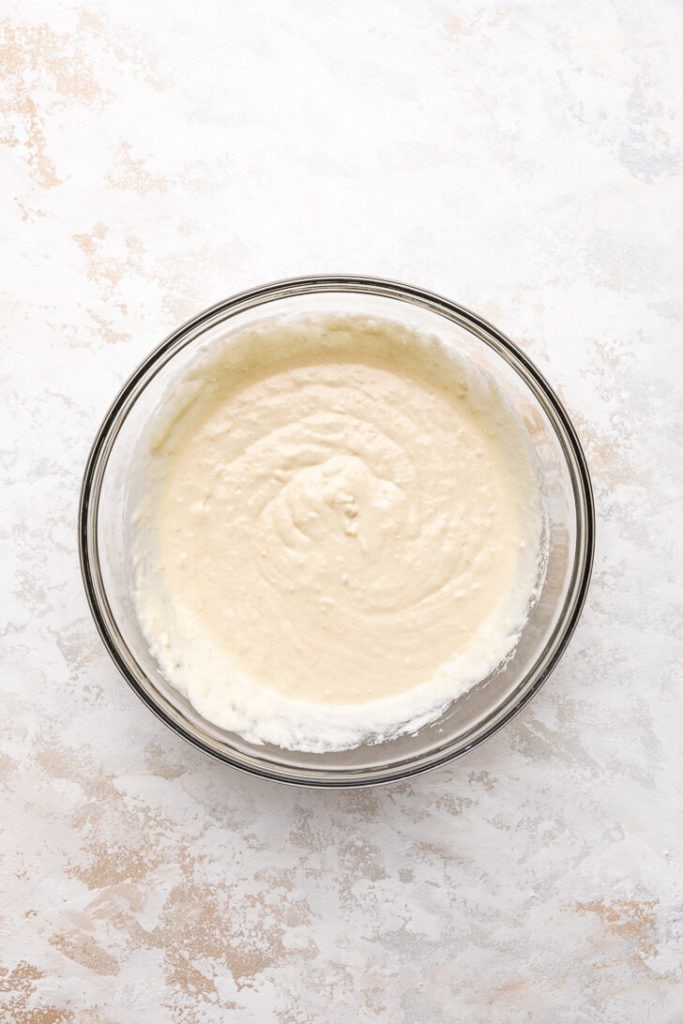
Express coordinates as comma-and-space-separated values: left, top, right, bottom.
79, 276, 594, 787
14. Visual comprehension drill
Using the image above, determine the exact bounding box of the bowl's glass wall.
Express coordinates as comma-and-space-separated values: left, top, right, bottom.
82, 279, 593, 785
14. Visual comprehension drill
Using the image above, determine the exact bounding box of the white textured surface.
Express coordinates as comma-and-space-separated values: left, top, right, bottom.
2, 1, 682, 1021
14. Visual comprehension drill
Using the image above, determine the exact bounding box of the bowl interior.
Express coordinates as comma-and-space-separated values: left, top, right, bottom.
81, 279, 593, 785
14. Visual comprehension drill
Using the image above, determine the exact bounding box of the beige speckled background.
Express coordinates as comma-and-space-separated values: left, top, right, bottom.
2, 1, 682, 1021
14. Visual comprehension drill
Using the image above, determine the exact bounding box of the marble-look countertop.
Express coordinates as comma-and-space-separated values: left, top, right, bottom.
2, 1, 682, 1021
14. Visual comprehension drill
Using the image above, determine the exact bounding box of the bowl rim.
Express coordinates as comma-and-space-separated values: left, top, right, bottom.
79, 274, 595, 787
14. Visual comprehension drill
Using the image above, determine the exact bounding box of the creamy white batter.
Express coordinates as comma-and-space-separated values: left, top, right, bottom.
132, 314, 546, 751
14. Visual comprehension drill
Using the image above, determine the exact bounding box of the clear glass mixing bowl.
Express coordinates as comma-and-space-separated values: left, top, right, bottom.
79, 276, 594, 787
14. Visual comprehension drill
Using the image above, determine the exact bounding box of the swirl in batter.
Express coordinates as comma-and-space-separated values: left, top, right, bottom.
132, 314, 545, 751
